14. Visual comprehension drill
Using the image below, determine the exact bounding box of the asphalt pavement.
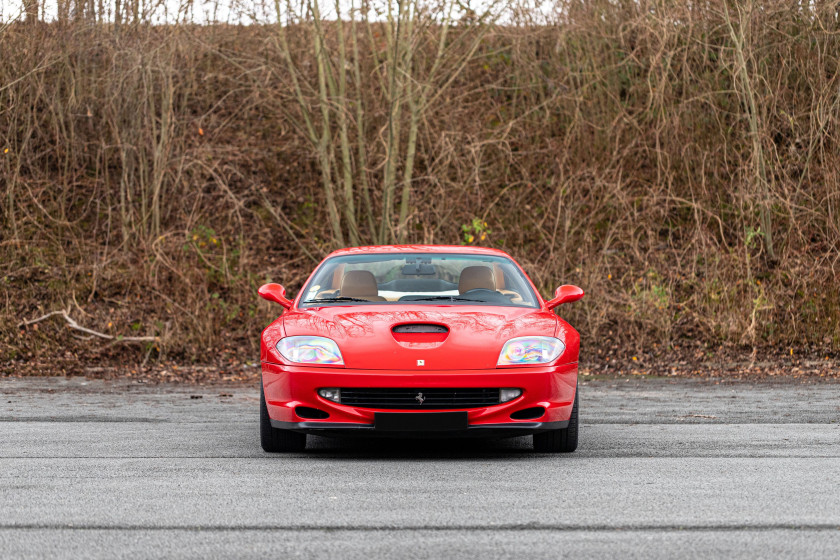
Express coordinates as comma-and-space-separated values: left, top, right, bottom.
1, 375, 839, 559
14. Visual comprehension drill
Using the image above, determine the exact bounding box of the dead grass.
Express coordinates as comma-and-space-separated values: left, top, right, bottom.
2, 2, 839, 377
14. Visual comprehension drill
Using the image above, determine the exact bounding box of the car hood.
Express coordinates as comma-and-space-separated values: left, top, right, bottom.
279, 305, 560, 370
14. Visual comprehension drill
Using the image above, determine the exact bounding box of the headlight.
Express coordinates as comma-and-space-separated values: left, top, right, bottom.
497, 336, 565, 366
276, 336, 344, 365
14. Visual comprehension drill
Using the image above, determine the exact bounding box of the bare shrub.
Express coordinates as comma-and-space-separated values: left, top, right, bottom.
2, 0, 839, 373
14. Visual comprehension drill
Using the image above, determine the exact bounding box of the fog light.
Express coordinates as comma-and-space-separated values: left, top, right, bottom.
500, 388, 522, 403
318, 388, 341, 403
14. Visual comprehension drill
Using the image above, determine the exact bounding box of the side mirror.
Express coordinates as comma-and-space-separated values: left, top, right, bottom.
545, 285, 584, 310
258, 283, 293, 309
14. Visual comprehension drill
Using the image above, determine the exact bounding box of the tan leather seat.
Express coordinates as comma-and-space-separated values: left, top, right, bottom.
492, 263, 506, 290
340, 270, 386, 301
493, 263, 523, 303
458, 266, 496, 294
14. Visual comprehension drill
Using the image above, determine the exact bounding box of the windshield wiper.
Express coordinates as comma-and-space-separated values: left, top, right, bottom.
406, 296, 491, 303
305, 296, 372, 304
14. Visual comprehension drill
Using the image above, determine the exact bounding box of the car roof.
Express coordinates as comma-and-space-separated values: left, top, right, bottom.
324, 245, 514, 259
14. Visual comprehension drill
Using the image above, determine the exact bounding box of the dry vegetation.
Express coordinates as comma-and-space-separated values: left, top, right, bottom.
2, 0, 839, 378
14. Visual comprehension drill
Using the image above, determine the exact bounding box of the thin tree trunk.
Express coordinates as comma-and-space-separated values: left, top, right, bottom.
351, 0, 376, 237
378, 0, 408, 244
724, 1, 776, 260
150, 70, 174, 238
274, 0, 345, 247
396, 13, 417, 243
397, 87, 418, 243
396, 1, 497, 241
310, 0, 346, 247
24, 0, 39, 22
396, 2, 454, 242
332, 0, 360, 245
57, 0, 69, 22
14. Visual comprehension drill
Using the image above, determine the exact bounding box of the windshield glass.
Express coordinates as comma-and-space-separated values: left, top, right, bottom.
299, 253, 539, 308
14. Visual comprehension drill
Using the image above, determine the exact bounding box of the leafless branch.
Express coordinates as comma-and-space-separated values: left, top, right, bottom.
18, 310, 158, 343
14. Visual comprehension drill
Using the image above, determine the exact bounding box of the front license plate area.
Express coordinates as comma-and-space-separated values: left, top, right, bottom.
374, 412, 468, 432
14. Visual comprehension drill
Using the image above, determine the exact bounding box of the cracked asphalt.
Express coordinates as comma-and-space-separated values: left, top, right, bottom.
1, 376, 839, 559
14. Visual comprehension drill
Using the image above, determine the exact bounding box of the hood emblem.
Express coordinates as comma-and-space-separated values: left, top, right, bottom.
415, 392, 426, 404
416, 359, 425, 366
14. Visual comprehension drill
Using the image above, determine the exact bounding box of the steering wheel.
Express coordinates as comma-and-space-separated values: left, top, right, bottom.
459, 288, 499, 299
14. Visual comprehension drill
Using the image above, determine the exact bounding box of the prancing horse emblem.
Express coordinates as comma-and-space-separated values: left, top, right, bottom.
415, 392, 426, 404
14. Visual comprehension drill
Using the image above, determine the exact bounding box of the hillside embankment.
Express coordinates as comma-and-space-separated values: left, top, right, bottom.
2, 2, 839, 379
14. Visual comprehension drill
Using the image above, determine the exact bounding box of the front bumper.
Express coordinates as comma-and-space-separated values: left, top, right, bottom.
268, 419, 569, 438
261, 361, 577, 437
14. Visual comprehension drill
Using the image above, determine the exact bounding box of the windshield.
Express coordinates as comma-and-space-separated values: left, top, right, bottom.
299, 253, 539, 308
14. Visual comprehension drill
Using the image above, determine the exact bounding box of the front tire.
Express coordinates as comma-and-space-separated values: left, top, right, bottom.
533, 390, 578, 453
260, 383, 306, 452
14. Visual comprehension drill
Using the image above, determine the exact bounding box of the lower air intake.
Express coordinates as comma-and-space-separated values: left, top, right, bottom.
339, 388, 499, 409
510, 406, 546, 420
295, 406, 330, 419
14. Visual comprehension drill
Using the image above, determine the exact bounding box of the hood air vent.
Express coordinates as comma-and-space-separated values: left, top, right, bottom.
391, 323, 449, 347
392, 324, 448, 334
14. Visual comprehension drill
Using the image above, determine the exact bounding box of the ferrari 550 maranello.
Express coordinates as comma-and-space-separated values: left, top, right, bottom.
258, 245, 584, 453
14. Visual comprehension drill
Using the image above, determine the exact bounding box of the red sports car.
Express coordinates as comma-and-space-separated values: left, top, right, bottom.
258, 245, 584, 452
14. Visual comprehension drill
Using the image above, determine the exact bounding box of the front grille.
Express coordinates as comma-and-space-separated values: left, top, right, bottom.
339, 388, 500, 409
